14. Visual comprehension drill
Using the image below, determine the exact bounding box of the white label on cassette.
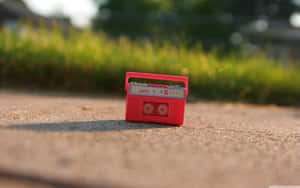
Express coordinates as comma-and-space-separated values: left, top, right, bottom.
129, 82, 185, 99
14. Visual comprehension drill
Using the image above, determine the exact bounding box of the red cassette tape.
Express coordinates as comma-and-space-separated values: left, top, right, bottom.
125, 72, 188, 126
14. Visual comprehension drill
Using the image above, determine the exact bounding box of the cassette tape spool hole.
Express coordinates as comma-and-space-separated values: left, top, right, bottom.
158, 104, 168, 116
143, 103, 154, 115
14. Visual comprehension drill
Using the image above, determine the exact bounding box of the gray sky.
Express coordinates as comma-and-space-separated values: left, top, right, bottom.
24, 0, 98, 27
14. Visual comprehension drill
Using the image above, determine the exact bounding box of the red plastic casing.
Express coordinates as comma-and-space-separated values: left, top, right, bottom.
125, 72, 188, 126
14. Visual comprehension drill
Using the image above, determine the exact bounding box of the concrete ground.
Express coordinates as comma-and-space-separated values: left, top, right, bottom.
0, 89, 299, 188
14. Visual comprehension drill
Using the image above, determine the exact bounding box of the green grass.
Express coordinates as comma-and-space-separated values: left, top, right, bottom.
0, 26, 300, 105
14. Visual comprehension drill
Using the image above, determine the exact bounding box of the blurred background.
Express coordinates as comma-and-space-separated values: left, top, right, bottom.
3, 0, 300, 59
1, 0, 300, 105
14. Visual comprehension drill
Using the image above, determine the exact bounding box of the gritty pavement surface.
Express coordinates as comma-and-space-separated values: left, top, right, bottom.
0, 89, 299, 188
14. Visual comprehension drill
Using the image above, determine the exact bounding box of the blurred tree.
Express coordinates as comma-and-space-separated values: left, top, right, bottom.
172, 0, 220, 14
93, 0, 170, 37
93, 0, 229, 45
15, 0, 27, 7
226, 0, 295, 20
92, 0, 298, 46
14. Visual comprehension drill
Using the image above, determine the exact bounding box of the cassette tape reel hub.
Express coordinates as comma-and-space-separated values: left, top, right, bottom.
158, 104, 168, 116
143, 103, 154, 115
